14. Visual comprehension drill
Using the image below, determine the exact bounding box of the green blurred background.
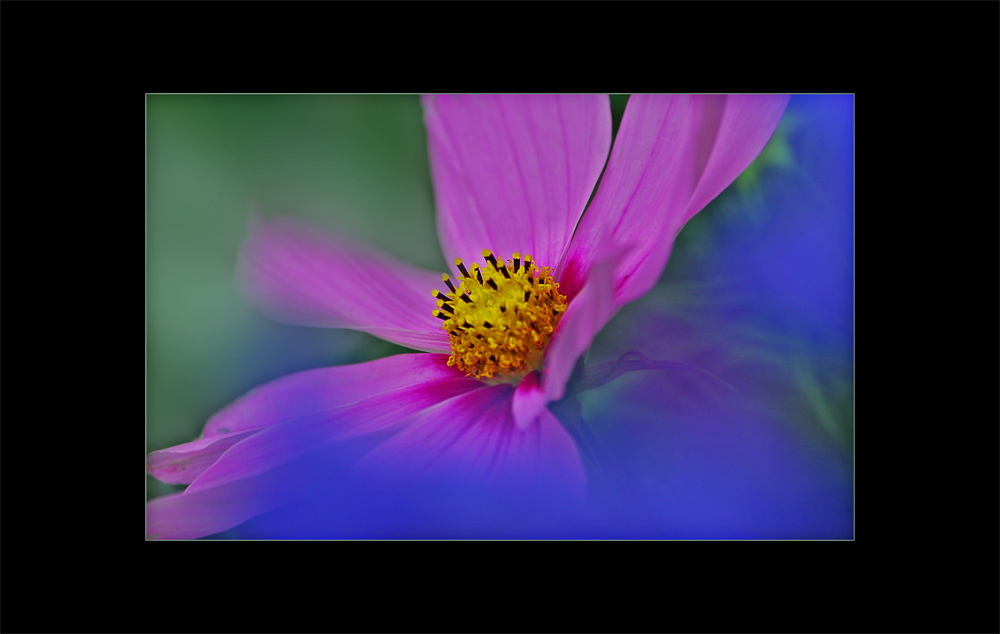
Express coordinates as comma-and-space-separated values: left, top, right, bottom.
146, 95, 853, 511
146, 96, 446, 500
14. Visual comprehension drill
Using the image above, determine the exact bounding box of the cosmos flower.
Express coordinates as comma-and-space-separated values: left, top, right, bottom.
146, 94, 789, 539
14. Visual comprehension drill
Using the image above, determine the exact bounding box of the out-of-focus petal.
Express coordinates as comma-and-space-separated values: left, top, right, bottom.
511, 370, 547, 431
680, 95, 792, 227
146, 476, 284, 540
559, 94, 789, 304
183, 376, 483, 495
147, 428, 264, 485
543, 239, 625, 402
238, 215, 451, 353
147, 373, 485, 539
147, 353, 463, 485
199, 353, 461, 439
423, 94, 611, 273
360, 384, 586, 500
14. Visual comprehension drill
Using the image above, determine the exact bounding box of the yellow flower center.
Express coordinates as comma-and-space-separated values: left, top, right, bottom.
432, 250, 568, 381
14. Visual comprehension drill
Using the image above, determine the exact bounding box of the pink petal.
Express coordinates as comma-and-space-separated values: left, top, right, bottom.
681, 95, 792, 227
184, 375, 484, 494
559, 94, 789, 304
511, 370, 547, 431
147, 428, 264, 485
423, 94, 611, 273
146, 476, 284, 540
238, 215, 451, 353
543, 238, 626, 402
146, 353, 464, 485
199, 353, 462, 438
147, 373, 486, 539
360, 384, 586, 499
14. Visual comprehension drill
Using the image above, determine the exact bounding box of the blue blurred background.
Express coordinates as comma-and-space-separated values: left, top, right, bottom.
146, 95, 853, 538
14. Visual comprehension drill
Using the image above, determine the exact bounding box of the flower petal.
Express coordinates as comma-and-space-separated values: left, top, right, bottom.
511, 370, 547, 431
360, 384, 586, 500
146, 353, 464, 486
147, 428, 264, 485
199, 353, 462, 439
184, 375, 484, 494
423, 94, 611, 272
238, 215, 451, 353
559, 94, 789, 304
543, 238, 626, 402
147, 373, 486, 539
146, 476, 284, 540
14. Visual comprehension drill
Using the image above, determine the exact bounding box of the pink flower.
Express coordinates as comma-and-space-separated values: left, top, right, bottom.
146, 94, 788, 539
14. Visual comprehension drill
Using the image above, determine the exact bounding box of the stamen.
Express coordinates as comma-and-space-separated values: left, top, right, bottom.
436, 300, 454, 314
442, 273, 457, 293
482, 249, 499, 270
432, 250, 567, 381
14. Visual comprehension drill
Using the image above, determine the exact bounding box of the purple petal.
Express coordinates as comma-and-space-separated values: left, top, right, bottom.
184, 375, 484, 494
681, 95, 792, 227
147, 372, 486, 539
543, 239, 626, 402
147, 353, 464, 485
147, 428, 264, 485
511, 370, 548, 431
559, 94, 789, 304
360, 384, 585, 499
238, 215, 451, 353
423, 94, 610, 273
199, 353, 462, 439
146, 477, 284, 540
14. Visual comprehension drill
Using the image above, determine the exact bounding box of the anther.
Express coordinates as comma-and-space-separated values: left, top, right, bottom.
436, 300, 454, 314
437, 250, 568, 380
442, 274, 457, 293
482, 249, 499, 270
